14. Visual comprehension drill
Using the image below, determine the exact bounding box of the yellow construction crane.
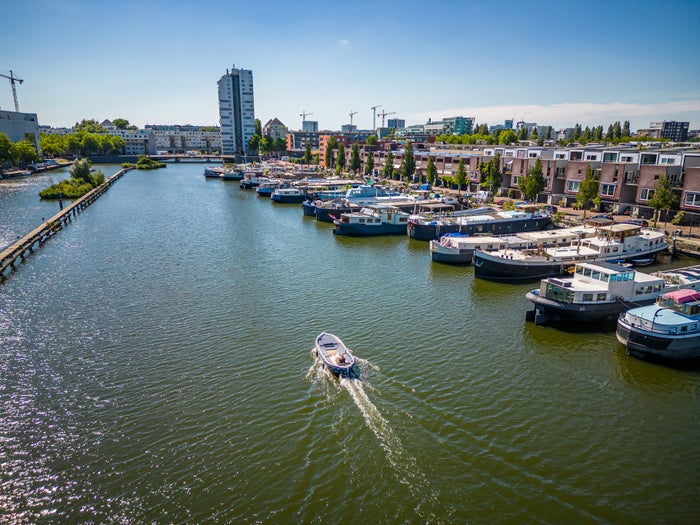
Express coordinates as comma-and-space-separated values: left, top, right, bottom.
349, 110, 358, 126
377, 110, 396, 128
0, 70, 23, 112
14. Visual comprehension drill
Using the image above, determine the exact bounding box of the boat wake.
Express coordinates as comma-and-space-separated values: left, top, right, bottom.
307, 351, 437, 517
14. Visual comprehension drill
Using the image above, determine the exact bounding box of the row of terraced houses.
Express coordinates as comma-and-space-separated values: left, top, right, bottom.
327, 141, 700, 224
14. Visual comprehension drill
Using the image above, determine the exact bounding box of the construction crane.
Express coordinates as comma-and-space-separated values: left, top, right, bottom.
300, 110, 313, 123
0, 70, 23, 112
349, 110, 358, 127
377, 110, 396, 128
370, 105, 382, 130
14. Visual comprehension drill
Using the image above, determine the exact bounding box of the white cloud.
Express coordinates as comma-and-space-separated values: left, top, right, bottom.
410, 101, 700, 130
339, 39, 349, 46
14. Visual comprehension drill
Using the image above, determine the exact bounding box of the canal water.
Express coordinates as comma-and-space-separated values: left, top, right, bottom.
1, 164, 699, 524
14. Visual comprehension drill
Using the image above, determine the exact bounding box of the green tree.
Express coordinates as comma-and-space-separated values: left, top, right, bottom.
545, 126, 553, 140
70, 158, 93, 183
400, 140, 415, 182
426, 156, 437, 187
382, 150, 394, 178
14, 140, 39, 165
254, 118, 262, 137
498, 129, 517, 145
622, 120, 631, 137
366, 135, 378, 146
325, 136, 338, 168
75, 119, 106, 134
455, 158, 467, 196
365, 151, 374, 175
112, 118, 130, 130
349, 143, 361, 175
530, 127, 539, 140
575, 164, 600, 220
518, 158, 546, 202
39, 133, 66, 157
648, 174, 679, 227
613, 121, 622, 140
303, 142, 312, 164
259, 136, 271, 156
80, 133, 99, 155
606, 124, 614, 140
0, 132, 18, 166
517, 126, 528, 140
481, 153, 502, 195
335, 143, 346, 175
248, 134, 261, 154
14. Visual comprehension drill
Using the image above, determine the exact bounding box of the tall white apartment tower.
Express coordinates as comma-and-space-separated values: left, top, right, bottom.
218, 66, 255, 156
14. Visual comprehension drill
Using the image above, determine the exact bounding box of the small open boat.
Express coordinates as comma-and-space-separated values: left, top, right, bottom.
314, 332, 358, 378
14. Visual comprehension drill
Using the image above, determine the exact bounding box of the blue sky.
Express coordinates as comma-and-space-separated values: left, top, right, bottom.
2, 0, 699, 132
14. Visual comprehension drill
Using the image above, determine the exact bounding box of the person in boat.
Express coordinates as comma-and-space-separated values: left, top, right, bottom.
337, 353, 346, 364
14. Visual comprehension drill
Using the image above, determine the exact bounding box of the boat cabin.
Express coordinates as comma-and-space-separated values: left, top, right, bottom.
537, 261, 664, 305
658, 289, 700, 315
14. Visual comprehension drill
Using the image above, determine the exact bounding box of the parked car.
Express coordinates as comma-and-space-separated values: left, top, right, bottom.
624, 219, 649, 227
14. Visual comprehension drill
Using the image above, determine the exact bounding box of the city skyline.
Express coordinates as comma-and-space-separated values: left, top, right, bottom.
2, 0, 699, 133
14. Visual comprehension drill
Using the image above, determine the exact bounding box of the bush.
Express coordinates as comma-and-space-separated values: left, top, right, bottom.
671, 210, 685, 226
135, 156, 166, 170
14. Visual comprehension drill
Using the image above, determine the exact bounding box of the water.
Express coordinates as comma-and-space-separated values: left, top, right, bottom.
1, 164, 699, 524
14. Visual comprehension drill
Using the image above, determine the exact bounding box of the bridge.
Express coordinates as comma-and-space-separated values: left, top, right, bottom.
0, 167, 132, 283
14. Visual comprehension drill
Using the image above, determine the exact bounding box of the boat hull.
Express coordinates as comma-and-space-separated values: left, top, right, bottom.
474, 252, 568, 282
408, 216, 552, 241
271, 194, 306, 204
616, 322, 700, 360
430, 241, 474, 265
333, 223, 408, 236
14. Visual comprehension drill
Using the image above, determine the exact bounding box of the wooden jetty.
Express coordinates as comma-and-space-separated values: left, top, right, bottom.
0, 167, 132, 282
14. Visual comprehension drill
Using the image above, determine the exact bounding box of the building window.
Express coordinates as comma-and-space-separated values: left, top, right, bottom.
685, 192, 700, 207
567, 180, 580, 192
601, 184, 616, 196
640, 188, 654, 201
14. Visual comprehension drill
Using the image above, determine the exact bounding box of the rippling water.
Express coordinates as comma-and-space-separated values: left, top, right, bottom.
1, 164, 699, 523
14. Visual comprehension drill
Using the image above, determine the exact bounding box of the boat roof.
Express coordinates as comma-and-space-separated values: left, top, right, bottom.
662, 289, 700, 303
659, 265, 700, 285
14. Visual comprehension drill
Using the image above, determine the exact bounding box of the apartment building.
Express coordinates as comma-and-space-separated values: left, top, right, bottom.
145, 125, 221, 154
218, 66, 255, 156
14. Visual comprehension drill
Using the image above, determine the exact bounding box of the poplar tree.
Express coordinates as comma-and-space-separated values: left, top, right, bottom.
349, 143, 361, 175
455, 158, 467, 196
382, 150, 394, 178
303, 142, 312, 164
426, 156, 437, 186
335, 143, 346, 175
400, 140, 415, 182
364, 152, 374, 175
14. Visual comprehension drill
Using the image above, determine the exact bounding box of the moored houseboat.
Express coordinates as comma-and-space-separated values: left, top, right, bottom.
332, 204, 410, 236
526, 263, 700, 325
430, 225, 596, 265
408, 208, 551, 241
474, 223, 669, 282
616, 287, 700, 361
271, 186, 306, 203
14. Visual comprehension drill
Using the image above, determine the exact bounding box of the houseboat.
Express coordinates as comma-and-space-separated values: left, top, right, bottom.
332, 204, 411, 236
271, 187, 306, 203
430, 225, 596, 265
408, 208, 552, 241
474, 223, 669, 282
617, 287, 700, 361
526, 263, 700, 325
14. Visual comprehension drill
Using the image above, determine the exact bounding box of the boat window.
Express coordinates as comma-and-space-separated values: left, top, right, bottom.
583, 294, 593, 302
591, 271, 601, 281
359, 219, 365, 223
597, 293, 607, 301
583, 268, 591, 277
654, 285, 661, 292
576, 266, 584, 275
681, 326, 688, 333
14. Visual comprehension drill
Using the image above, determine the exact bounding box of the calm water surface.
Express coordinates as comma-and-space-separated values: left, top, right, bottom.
1, 164, 699, 524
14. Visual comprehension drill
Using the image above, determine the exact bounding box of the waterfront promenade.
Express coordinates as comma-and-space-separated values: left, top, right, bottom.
0, 167, 131, 281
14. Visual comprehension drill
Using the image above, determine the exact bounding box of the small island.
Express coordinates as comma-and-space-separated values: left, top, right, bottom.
39, 158, 105, 199
122, 156, 167, 170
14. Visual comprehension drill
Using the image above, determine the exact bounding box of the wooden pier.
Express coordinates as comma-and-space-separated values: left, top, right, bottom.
0, 167, 132, 282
